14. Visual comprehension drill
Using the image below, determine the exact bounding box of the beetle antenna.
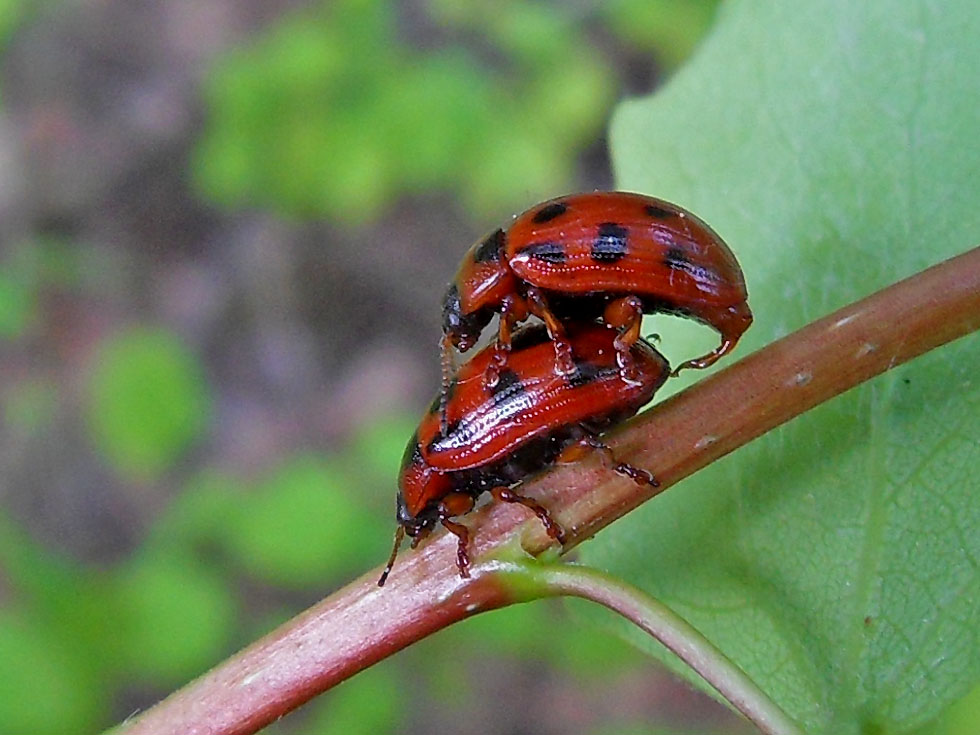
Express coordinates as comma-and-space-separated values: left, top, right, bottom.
377, 526, 405, 587
439, 333, 455, 436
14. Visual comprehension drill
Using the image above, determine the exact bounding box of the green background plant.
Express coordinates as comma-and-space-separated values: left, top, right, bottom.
579, 1, 980, 733
192, 0, 714, 224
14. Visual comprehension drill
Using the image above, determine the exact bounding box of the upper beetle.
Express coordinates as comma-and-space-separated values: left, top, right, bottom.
379, 322, 670, 586
441, 191, 752, 394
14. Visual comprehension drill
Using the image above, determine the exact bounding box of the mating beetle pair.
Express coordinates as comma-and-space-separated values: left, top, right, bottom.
380, 191, 752, 585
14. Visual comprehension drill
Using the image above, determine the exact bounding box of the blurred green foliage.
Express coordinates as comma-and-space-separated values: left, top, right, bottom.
600, 0, 719, 68
3, 377, 57, 435
0, 0, 26, 34
0, 0, 42, 105
0, 240, 48, 339
0, 240, 94, 437
218, 454, 390, 586
193, 0, 718, 224
305, 666, 407, 735
0, 270, 34, 338
0, 516, 110, 733
0, 0, 28, 51
112, 550, 237, 682
86, 328, 212, 482
0, 608, 105, 731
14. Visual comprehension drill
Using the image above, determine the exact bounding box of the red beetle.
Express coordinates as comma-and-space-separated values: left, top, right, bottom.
379, 322, 670, 586
441, 191, 752, 397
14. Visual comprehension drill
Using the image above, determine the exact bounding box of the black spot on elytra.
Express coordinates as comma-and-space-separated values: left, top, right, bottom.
645, 203, 675, 219
663, 246, 690, 270
532, 201, 568, 223
473, 229, 505, 263
519, 241, 567, 264
591, 223, 629, 263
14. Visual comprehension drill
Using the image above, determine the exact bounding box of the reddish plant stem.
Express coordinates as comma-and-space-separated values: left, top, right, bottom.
114, 566, 519, 735
116, 246, 980, 735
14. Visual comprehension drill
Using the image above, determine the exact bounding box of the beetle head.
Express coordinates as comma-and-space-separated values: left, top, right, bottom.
441, 283, 492, 352
441, 228, 518, 352
378, 489, 440, 587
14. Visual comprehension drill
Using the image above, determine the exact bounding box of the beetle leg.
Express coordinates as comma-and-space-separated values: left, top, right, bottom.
525, 286, 575, 376
671, 337, 733, 376
561, 434, 659, 488
438, 493, 476, 578
439, 519, 471, 578
672, 301, 752, 376
556, 436, 593, 464
486, 294, 526, 389
490, 486, 566, 545
603, 296, 644, 384
409, 525, 432, 549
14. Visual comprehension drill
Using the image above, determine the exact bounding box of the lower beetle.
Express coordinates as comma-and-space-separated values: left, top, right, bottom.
379, 322, 670, 586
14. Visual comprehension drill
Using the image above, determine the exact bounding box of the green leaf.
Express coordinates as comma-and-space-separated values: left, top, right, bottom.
590, 1, 980, 733
86, 328, 211, 481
